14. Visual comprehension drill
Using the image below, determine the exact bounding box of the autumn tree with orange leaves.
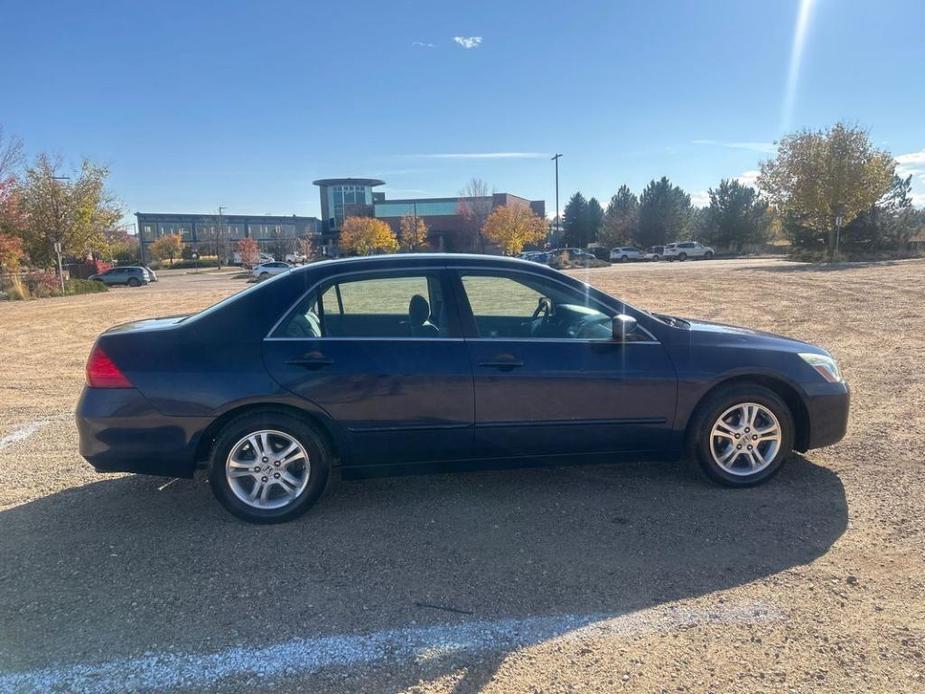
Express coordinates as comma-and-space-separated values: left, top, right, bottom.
482, 205, 547, 256
339, 216, 398, 256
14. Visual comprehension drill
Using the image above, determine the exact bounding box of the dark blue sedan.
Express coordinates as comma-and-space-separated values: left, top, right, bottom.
76, 254, 849, 523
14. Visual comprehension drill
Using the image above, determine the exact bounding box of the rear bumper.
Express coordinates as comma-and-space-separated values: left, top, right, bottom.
76, 387, 210, 478
804, 383, 850, 450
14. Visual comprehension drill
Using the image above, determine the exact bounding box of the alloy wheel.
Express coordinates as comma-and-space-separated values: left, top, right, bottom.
709, 402, 782, 476
225, 429, 310, 509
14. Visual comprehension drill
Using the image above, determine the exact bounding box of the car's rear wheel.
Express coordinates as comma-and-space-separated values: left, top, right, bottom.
127, 277, 141, 287
208, 411, 330, 523
688, 385, 793, 486
620, 255, 628, 262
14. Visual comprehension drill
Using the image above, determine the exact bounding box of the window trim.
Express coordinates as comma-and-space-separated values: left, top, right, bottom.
449, 266, 659, 344
265, 267, 464, 341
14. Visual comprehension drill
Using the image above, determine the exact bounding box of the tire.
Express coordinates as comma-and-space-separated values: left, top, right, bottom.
259, 272, 269, 279
704, 251, 714, 259
127, 277, 141, 287
687, 384, 794, 487
678, 252, 688, 261
208, 410, 331, 523
652, 255, 660, 262
620, 255, 628, 263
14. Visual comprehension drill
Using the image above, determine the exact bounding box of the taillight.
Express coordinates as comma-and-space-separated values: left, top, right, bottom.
86, 345, 132, 388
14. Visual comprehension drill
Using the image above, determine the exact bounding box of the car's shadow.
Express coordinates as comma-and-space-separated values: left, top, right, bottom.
0, 456, 847, 691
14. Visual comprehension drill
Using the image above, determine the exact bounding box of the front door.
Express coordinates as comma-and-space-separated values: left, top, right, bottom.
263, 269, 473, 467
453, 270, 677, 458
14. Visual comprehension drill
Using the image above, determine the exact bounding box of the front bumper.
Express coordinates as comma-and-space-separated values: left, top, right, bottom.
803, 383, 850, 450
76, 387, 210, 478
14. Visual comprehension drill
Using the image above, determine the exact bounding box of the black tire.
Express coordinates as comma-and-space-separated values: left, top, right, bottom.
209, 410, 331, 523
678, 252, 688, 261
686, 384, 794, 487
704, 251, 714, 259
127, 277, 141, 287
652, 255, 660, 262
620, 255, 629, 263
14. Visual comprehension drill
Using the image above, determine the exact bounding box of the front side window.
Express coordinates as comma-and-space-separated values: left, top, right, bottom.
275, 272, 449, 339
460, 272, 616, 340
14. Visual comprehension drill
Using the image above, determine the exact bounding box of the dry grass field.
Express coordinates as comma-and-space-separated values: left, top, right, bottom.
0, 259, 923, 692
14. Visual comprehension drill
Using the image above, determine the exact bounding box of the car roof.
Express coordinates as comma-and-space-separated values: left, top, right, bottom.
295, 253, 542, 272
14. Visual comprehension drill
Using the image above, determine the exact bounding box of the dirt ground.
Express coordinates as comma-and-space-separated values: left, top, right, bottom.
0, 258, 923, 692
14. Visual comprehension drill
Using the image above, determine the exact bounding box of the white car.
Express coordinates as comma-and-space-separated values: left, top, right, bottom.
251, 261, 292, 279
609, 246, 645, 262
644, 246, 665, 261
664, 241, 715, 261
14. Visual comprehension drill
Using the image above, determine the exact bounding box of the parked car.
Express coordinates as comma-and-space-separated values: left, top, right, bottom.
252, 261, 292, 279
77, 254, 849, 523
609, 246, 645, 262
232, 252, 275, 267
664, 241, 715, 261
549, 248, 599, 267
644, 246, 665, 261
88, 266, 149, 287
285, 253, 309, 265
142, 266, 158, 282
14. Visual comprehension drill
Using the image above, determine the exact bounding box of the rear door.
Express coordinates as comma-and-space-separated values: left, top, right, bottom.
262, 268, 474, 467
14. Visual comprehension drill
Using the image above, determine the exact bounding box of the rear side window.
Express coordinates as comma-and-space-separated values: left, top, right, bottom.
274, 272, 451, 339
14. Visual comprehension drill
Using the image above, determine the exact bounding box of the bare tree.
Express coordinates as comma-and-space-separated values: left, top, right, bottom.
456, 177, 494, 253
0, 125, 24, 181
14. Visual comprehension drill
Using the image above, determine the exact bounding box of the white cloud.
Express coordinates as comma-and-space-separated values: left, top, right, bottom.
896, 149, 925, 208
406, 152, 546, 160
411, 41, 435, 48
453, 36, 482, 49
737, 170, 760, 187
896, 149, 925, 177
693, 139, 776, 154
690, 190, 710, 207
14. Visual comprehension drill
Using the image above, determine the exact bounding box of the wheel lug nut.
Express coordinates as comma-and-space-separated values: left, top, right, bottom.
734, 434, 740, 439
752, 435, 757, 440
737, 445, 742, 449
274, 472, 280, 479
274, 461, 280, 466
745, 427, 750, 433
747, 445, 753, 450
262, 457, 268, 462
261, 476, 268, 482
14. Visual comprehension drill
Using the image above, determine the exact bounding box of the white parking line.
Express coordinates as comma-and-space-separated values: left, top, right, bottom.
0, 602, 780, 692
0, 414, 72, 452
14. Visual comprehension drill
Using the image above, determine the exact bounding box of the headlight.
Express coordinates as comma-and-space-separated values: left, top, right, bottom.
799, 353, 843, 383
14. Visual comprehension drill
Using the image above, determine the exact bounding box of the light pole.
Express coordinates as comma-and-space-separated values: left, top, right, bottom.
551, 154, 562, 246
51, 176, 71, 293
217, 206, 226, 268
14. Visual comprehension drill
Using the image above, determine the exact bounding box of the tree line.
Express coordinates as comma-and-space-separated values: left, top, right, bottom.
561, 123, 923, 258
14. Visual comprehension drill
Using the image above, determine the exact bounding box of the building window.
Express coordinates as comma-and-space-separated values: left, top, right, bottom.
157, 222, 192, 240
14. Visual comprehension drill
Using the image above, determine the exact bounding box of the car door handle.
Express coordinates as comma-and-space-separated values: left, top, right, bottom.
286, 353, 334, 369
478, 356, 524, 370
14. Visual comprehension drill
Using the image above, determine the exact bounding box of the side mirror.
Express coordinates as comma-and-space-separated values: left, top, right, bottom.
612, 314, 638, 341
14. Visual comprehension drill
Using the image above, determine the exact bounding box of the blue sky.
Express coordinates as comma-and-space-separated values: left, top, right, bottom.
2, 0, 924, 226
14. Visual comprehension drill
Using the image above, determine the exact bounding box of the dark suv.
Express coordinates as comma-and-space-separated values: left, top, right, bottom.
89, 267, 149, 287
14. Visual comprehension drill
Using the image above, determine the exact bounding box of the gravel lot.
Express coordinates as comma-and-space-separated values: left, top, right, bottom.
0, 259, 923, 692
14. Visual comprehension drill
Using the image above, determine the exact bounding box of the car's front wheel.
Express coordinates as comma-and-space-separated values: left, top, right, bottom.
704, 250, 714, 259
127, 277, 141, 287
209, 410, 330, 523
688, 385, 794, 486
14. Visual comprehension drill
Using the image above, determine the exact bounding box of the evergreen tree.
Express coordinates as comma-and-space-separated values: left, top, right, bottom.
701, 179, 770, 251
586, 197, 604, 245
637, 177, 691, 247
562, 192, 589, 247
599, 185, 639, 248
